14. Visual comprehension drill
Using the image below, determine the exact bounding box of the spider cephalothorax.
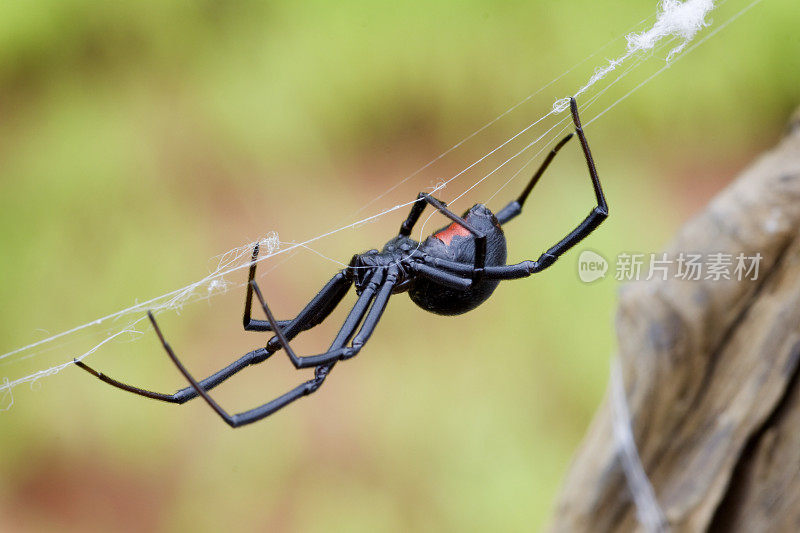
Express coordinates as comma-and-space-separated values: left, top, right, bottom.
77, 98, 609, 427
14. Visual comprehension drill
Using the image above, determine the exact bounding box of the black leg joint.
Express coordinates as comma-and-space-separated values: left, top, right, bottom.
532, 253, 557, 273
496, 201, 521, 224
266, 336, 281, 352
340, 345, 360, 360
249, 347, 270, 364
170, 347, 270, 404
172, 387, 199, 404
307, 365, 332, 392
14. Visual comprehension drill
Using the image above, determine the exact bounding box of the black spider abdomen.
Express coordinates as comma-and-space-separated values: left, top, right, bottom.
409, 277, 502, 316
409, 204, 507, 316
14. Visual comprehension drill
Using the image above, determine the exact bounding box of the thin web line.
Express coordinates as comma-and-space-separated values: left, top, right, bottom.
413, 41, 669, 238
610, 358, 669, 533
351, 14, 655, 218
586, 0, 766, 128
450, 44, 657, 209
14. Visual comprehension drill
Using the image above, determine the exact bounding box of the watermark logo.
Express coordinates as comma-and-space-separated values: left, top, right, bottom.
577, 250, 763, 284
577, 250, 609, 283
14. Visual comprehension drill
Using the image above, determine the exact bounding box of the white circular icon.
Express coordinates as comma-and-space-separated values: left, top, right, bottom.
577, 250, 608, 283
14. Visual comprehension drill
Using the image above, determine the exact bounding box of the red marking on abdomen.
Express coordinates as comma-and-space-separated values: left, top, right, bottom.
435, 222, 471, 246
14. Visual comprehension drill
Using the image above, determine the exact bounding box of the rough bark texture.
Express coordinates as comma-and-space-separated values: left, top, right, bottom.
550, 109, 800, 533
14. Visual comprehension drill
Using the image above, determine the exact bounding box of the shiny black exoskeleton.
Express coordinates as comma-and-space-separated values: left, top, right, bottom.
409, 203, 506, 315
77, 98, 609, 428
347, 200, 508, 316
356, 203, 508, 316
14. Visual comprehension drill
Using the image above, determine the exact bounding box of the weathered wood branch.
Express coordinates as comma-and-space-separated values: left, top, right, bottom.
550, 109, 800, 532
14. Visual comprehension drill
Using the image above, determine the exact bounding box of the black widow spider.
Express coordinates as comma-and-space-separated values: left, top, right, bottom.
76, 98, 608, 427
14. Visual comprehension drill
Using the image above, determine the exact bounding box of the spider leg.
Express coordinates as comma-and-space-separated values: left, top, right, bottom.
77, 269, 353, 404
74, 347, 270, 404
497, 98, 605, 227
160, 269, 395, 427
409, 257, 537, 282
418, 99, 607, 281
526, 98, 607, 271
252, 268, 385, 368
243, 244, 352, 332
495, 133, 574, 224
492, 97, 608, 276
399, 192, 487, 279
410, 261, 472, 290
338, 267, 397, 360
251, 267, 398, 368
258, 270, 354, 353
147, 311, 331, 427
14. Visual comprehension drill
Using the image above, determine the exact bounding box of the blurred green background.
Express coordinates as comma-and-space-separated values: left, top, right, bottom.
0, 0, 797, 531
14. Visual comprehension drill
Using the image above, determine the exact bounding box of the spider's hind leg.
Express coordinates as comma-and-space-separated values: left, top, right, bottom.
482, 98, 608, 278
496, 132, 574, 224
531, 97, 607, 267
496, 97, 609, 228
78, 267, 354, 405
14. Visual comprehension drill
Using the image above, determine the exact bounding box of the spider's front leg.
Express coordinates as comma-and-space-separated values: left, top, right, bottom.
243, 244, 352, 332
252, 266, 398, 368
74, 345, 270, 404
160, 271, 398, 427
77, 263, 354, 404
